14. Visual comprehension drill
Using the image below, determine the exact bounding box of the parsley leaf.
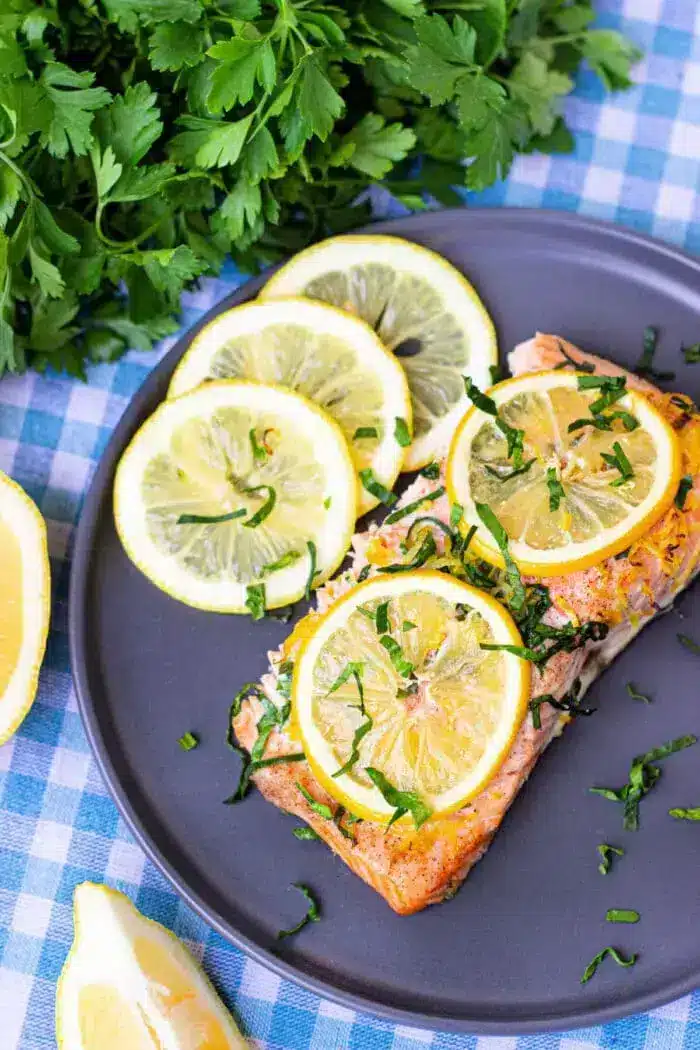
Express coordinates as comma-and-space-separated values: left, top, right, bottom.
365, 767, 433, 829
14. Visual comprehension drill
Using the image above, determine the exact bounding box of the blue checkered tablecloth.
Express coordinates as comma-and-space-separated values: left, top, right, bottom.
1, 2, 699, 1048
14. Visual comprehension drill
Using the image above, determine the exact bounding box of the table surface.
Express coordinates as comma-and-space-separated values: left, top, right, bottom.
2, 2, 700, 1048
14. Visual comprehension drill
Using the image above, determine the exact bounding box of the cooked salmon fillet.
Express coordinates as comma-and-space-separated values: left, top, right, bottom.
232, 333, 700, 915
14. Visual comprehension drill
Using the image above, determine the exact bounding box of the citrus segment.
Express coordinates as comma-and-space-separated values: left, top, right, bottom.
114, 380, 356, 613
293, 571, 530, 823
0, 470, 50, 744
168, 298, 411, 515
260, 235, 497, 470
447, 370, 681, 576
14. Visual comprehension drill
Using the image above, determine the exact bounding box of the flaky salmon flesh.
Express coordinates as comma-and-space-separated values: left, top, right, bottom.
233, 333, 700, 915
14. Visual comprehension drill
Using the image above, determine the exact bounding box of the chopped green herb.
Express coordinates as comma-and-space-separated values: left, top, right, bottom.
177, 509, 246, 525
626, 683, 651, 704
270, 608, 294, 623
475, 503, 525, 612
365, 767, 432, 830
356, 605, 375, 621
420, 462, 440, 480
481, 643, 544, 664
379, 636, 415, 678
598, 843, 624, 875
554, 342, 595, 373
251, 696, 291, 763
590, 734, 697, 830
606, 909, 639, 924
378, 532, 437, 573
402, 620, 417, 631
293, 827, 320, 841
243, 485, 276, 528
249, 428, 269, 464
354, 426, 379, 440
546, 467, 565, 511
323, 496, 332, 509
305, 540, 318, 601
485, 459, 536, 481
669, 807, 700, 821
568, 410, 639, 433
577, 374, 627, 415
178, 731, 198, 751
675, 475, 693, 510
297, 783, 333, 821
601, 441, 634, 487
450, 502, 464, 529
394, 417, 412, 447
277, 883, 320, 940
404, 516, 454, 551
615, 548, 630, 560
357, 565, 372, 582
581, 947, 637, 984
330, 664, 372, 779
636, 325, 675, 381
225, 752, 305, 804
678, 633, 700, 654
464, 378, 525, 467
262, 550, 302, 575
327, 662, 364, 704
385, 487, 445, 525
375, 601, 390, 635
245, 584, 266, 621
333, 806, 356, 842
276, 661, 294, 701
359, 468, 397, 507
489, 364, 503, 385
682, 343, 700, 364
528, 689, 595, 730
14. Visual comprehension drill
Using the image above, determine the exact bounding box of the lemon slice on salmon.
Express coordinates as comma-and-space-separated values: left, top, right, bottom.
114, 380, 356, 613
0, 470, 50, 745
168, 298, 411, 516
56, 883, 248, 1050
447, 370, 681, 576
259, 235, 497, 471
293, 570, 530, 824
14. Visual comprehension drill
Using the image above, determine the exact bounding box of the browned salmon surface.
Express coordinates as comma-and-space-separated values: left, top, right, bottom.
233, 334, 700, 915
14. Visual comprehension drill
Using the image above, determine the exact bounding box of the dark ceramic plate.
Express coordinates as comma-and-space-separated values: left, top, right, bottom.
69, 209, 700, 1034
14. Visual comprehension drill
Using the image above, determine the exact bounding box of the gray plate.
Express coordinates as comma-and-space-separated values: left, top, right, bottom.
69, 209, 700, 1035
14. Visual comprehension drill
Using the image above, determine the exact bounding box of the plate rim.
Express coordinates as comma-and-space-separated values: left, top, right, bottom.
68, 207, 700, 1035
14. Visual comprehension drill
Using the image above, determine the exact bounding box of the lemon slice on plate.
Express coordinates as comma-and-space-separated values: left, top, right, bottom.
168, 298, 411, 516
293, 570, 530, 823
56, 883, 248, 1049
0, 470, 50, 745
114, 380, 356, 613
260, 235, 497, 471
447, 370, 681, 577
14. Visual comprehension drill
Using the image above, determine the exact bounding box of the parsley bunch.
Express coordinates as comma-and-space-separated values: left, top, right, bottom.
0, 0, 639, 378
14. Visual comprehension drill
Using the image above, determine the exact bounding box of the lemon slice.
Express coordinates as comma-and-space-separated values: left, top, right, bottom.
168, 298, 411, 516
447, 370, 681, 577
0, 470, 50, 745
293, 570, 530, 823
114, 380, 356, 613
260, 235, 497, 471
56, 883, 248, 1050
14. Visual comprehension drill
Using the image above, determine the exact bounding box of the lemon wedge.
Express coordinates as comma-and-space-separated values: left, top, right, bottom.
56, 883, 248, 1050
447, 370, 681, 576
114, 380, 356, 613
0, 470, 50, 745
168, 298, 411, 515
293, 570, 529, 823
260, 235, 497, 471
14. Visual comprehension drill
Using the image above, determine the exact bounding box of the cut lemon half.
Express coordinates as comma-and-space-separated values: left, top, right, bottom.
0, 470, 50, 745
168, 298, 411, 516
447, 370, 681, 577
293, 570, 530, 823
114, 380, 356, 613
260, 235, 497, 471
56, 883, 248, 1050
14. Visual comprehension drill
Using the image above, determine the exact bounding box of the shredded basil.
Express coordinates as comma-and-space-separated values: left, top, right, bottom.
378, 532, 436, 573
450, 502, 464, 529
577, 374, 627, 416
546, 467, 565, 511
669, 807, 700, 820
420, 462, 440, 480
328, 663, 372, 779
606, 909, 639, 924
250, 695, 291, 764
384, 487, 445, 525
328, 662, 364, 703
568, 410, 639, 434
357, 564, 372, 582
635, 325, 675, 380
464, 378, 525, 467
242, 485, 276, 528
249, 427, 268, 464
304, 540, 318, 601
528, 688, 595, 730
262, 550, 301, 575
394, 417, 411, 447
404, 515, 454, 550
598, 843, 624, 875
678, 633, 700, 654
682, 342, 700, 364
245, 583, 266, 621
475, 502, 525, 612
178, 731, 198, 751
554, 341, 595, 372
581, 947, 637, 984
675, 475, 693, 510
293, 826, 320, 841
277, 883, 320, 940
601, 441, 634, 487
323, 496, 332, 509
297, 783, 334, 821
177, 508, 246, 525
489, 363, 503, 384
276, 661, 294, 700
375, 600, 390, 635
402, 620, 416, 631
379, 636, 415, 678
359, 468, 397, 507
353, 426, 379, 440
365, 767, 432, 829
626, 682, 651, 704
485, 458, 535, 481
225, 752, 305, 804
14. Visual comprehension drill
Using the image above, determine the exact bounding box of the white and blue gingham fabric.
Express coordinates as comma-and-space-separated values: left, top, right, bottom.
1, 2, 699, 1047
